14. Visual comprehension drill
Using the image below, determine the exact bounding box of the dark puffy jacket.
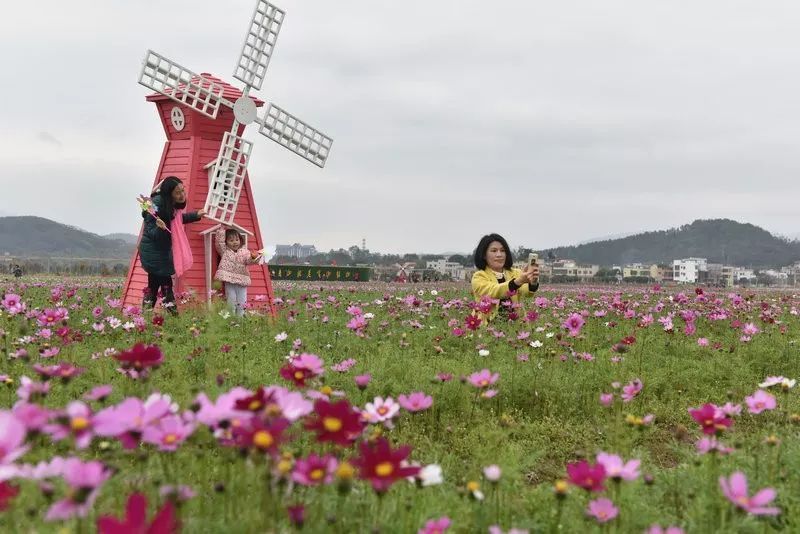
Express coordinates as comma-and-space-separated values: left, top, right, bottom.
138, 194, 201, 277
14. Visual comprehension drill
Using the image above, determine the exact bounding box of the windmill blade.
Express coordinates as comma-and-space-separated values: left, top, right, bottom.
233, 0, 285, 91
258, 103, 333, 167
139, 50, 227, 119
203, 131, 254, 225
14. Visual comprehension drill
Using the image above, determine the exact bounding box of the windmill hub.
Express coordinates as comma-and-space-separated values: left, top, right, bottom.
233, 96, 258, 125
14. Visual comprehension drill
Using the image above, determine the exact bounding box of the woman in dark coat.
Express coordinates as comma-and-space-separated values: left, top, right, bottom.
139, 176, 204, 311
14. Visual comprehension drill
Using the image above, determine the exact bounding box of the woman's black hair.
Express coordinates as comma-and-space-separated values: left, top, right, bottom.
473, 233, 514, 270
224, 229, 244, 243
157, 176, 186, 220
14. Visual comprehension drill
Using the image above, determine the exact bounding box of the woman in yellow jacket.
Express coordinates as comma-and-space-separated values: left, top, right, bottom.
471, 233, 539, 322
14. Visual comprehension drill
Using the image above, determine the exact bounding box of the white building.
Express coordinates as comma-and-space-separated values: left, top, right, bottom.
426, 259, 467, 281
734, 268, 757, 283
275, 243, 317, 259
673, 258, 707, 283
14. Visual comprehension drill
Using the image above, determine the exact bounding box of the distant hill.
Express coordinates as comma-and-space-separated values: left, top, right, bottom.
540, 219, 800, 268
103, 233, 139, 245
0, 217, 135, 258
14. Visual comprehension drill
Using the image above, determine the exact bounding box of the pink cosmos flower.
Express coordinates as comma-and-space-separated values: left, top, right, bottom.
363, 397, 400, 427
468, 369, 499, 389
745, 390, 776, 414
419, 517, 452, 534
142, 415, 195, 451
696, 437, 733, 455
291, 453, 338, 486
647, 526, 685, 534
32, 362, 86, 381
16, 376, 50, 402
599, 393, 614, 407
742, 323, 760, 336
719, 402, 742, 417
12, 402, 50, 432
398, 392, 433, 412
94, 395, 172, 449
292, 353, 325, 376
719, 472, 780, 515
586, 497, 618, 523
332, 359, 357, 372
596, 452, 640, 481
621, 379, 642, 402
562, 313, 585, 337
483, 465, 502, 482
45, 458, 112, 521
697, 338, 709, 347
83, 385, 113, 402
355, 373, 372, 389
0, 411, 28, 465
1, 294, 26, 315
44, 401, 95, 449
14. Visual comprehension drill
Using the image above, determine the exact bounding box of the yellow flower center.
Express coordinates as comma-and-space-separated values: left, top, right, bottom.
375, 462, 394, 477
163, 433, 178, 444
480, 379, 489, 387
253, 430, 274, 449
70, 417, 89, 431
294, 371, 305, 380
377, 407, 388, 416
310, 468, 325, 480
248, 400, 262, 411
320, 385, 333, 396
336, 462, 354, 481
323, 417, 342, 432
466, 481, 480, 492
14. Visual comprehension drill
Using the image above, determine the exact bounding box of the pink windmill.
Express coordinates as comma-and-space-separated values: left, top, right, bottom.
121, 0, 333, 313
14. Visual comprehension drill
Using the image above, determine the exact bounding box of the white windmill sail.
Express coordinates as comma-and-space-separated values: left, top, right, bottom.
258, 103, 333, 168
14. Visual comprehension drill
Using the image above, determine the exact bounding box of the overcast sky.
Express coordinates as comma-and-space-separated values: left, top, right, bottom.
1, 0, 799, 254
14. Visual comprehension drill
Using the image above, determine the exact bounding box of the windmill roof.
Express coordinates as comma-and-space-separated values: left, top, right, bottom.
146, 72, 264, 106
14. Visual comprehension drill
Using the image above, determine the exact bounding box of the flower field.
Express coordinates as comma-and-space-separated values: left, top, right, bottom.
1, 278, 798, 533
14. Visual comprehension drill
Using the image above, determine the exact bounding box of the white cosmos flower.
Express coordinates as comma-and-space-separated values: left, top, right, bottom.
529, 340, 543, 348
418, 464, 443, 486
274, 332, 288, 342
545, 332, 555, 338
478, 349, 490, 357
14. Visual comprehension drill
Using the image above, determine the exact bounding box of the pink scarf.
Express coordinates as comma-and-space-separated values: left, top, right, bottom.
171, 208, 193, 279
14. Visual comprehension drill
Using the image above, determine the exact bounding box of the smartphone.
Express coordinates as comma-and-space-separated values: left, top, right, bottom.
528, 253, 538, 266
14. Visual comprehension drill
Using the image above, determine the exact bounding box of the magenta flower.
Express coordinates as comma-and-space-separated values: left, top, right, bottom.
562, 313, 585, 337
291, 453, 338, 486
599, 393, 614, 407
596, 452, 640, 481
468, 369, 499, 389
0, 411, 28, 464
418, 516, 451, 534
741, 322, 760, 336
398, 392, 433, 412
745, 390, 776, 414
566, 460, 606, 492
142, 415, 195, 451
620, 379, 643, 402
688, 403, 732, 435
586, 497, 618, 523
719, 472, 780, 515
46, 458, 112, 521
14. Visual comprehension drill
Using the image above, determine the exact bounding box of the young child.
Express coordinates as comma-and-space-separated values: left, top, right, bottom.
214, 227, 259, 317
